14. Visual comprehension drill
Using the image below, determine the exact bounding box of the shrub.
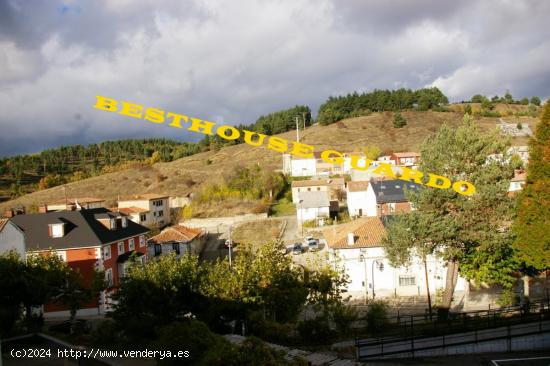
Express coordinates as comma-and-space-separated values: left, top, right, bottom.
516, 122, 523, 130
366, 300, 389, 333
393, 112, 406, 128
156, 173, 167, 183
297, 316, 336, 344
330, 303, 359, 337
143, 180, 151, 187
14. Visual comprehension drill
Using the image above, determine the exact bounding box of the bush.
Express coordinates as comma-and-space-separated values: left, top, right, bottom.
393, 112, 406, 128
366, 300, 389, 334
297, 316, 336, 345
330, 303, 359, 337
516, 122, 523, 130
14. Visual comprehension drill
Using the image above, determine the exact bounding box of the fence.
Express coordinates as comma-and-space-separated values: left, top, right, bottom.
355, 299, 550, 360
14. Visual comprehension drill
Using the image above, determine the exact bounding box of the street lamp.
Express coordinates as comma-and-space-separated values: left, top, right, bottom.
359, 254, 368, 304
298, 199, 304, 236
371, 259, 384, 300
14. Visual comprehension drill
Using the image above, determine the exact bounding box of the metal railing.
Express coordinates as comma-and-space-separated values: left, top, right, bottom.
356, 299, 550, 360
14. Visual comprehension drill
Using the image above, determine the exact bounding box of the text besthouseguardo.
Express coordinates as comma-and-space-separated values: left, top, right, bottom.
93, 96, 476, 196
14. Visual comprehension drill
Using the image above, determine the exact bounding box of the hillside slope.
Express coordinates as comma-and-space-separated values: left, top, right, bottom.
0, 110, 536, 213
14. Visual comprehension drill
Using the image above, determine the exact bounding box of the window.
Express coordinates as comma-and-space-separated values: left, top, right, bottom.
157, 210, 164, 217
140, 213, 147, 222
399, 275, 416, 286
388, 203, 396, 213
50, 223, 64, 238
118, 242, 124, 255
307, 188, 311, 191
139, 235, 145, 247
153, 200, 164, 207
317, 187, 321, 191
105, 268, 113, 287
103, 245, 111, 260
129, 238, 135, 251
154, 244, 162, 256
56, 251, 67, 262
121, 217, 128, 228
172, 243, 180, 255
110, 218, 117, 229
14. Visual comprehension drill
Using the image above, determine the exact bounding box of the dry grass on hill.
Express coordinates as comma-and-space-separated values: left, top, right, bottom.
0, 107, 537, 215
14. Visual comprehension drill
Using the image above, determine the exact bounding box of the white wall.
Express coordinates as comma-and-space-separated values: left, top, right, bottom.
347, 186, 377, 217
291, 159, 316, 177
0, 221, 26, 258
330, 246, 466, 301
297, 206, 330, 222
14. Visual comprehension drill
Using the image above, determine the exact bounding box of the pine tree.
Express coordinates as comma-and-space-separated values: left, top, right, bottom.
393, 112, 406, 128
513, 102, 550, 270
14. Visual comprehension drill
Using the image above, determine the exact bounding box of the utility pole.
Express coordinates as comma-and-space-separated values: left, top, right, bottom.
228, 225, 232, 268
295, 116, 300, 142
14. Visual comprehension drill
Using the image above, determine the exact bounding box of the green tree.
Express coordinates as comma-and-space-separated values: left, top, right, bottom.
512, 102, 550, 270
0, 251, 26, 335
408, 114, 516, 317
393, 112, 407, 128
464, 104, 472, 115
471, 94, 486, 103
363, 145, 381, 160
519, 97, 529, 105
383, 212, 454, 317
530, 96, 541, 106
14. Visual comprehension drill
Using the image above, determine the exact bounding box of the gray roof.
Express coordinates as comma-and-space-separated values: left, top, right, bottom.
10, 208, 149, 251
371, 180, 421, 204
298, 191, 330, 209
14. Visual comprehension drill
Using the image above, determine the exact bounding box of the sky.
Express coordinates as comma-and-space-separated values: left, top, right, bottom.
1, 0, 549, 157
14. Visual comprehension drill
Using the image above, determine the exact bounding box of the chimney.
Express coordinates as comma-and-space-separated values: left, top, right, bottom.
3, 209, 14, 218
38, 205, 48, 213
347, 232, 355, 246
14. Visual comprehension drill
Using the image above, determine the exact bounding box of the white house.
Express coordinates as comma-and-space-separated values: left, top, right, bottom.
347, 181, 376, 217
321, 217, 467, 301
296, 190, 330, 224
347, 180, 421, 218
286, 154, 317, 177
118, 193, 169, 228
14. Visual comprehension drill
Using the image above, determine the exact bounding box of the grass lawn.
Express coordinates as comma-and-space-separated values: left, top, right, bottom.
270, 197, 296, 217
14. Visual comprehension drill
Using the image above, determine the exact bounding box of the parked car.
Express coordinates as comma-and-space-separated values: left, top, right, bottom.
308, 239, 319, 251
292, 243, 304, 255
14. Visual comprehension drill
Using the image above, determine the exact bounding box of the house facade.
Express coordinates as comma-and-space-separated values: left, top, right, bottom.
148, 225, 206, 258
40, 197, 105, 212
347, 180, 420, 218
296, 190, 331, 224
118, 193, 169, 228
291, 178, 345, 204
391, 152, 421, 167
0, 208, 149, 317
322, 217, 467, 301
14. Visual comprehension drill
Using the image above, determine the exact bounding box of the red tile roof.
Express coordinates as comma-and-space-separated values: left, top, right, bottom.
48, 197, 105, 205
347, 181, 371, 192
148, 225, 203, 244
0, 218, 8, 232
321, 217, 386, 249
118, 193, 168, 201
511, 170, 527, 182
393, 152, 421, 158
292, 178, 345, 188
116, 206, 150, 214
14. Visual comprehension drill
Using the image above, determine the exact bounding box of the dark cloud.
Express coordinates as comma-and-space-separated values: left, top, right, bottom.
0, 0, 549, 157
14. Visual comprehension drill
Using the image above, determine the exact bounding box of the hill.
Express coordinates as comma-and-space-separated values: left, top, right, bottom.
0, 108, 538, 215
